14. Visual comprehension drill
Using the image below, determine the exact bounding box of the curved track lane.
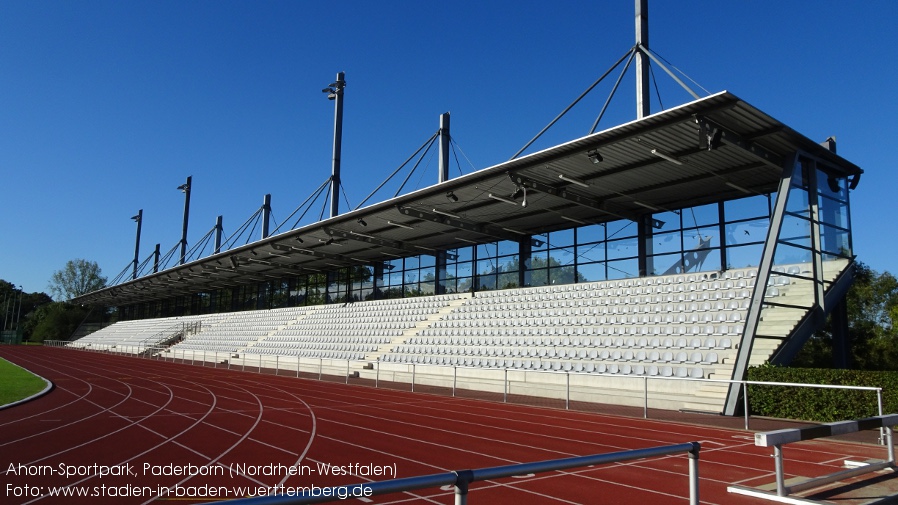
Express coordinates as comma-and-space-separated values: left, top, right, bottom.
0, 346, 889, 505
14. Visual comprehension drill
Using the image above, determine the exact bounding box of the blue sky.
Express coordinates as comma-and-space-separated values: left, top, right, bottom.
2, 1, 896, 296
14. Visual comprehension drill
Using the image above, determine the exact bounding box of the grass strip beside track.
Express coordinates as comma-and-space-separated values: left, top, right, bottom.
0, 356, 47, 406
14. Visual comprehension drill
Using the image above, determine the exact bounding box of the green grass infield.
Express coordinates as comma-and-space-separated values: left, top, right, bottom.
0, 357, 48, 406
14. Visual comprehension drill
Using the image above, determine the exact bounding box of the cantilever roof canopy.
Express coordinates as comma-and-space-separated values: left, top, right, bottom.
74, 91, 862, 307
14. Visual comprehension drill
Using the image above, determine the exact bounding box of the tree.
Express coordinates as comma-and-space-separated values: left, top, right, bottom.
28, 302, 90, 342
792, 262, 898, 370
48, 259, 107, 302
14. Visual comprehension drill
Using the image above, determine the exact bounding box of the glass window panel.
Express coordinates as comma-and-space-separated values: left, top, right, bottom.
653, 211, 681, 232
773, 242, 812, 267
529, 268, 549, 287
529, 249, 548, 267
498, 256, 519, 276
684, 225, 720, 250
695, 249, 721, 272
455, 246, 473, 263
456, 261, 472, 279
650, 230, 682, 255
780, 214, 812, 248
478, 272, 498, 291
387, 271, 402, 288
818, 195, 850, 229
419, 269, 436, 295
404, 256, 420, 270
419, 254, 435, 268
578, 241, 605, 263
549, 228, 574, 247
683, 203, 719, 227
577, 262, 606, 283
497, 240, 518, 256
724, 194, 770, 222
785, 187, 810, 217
549, 247, 575, 266
607, 258, 639, 280
727, 243, 764, 270
577, 224, 605, 244
607, 220, 637, 240
477, 258, 498, 276
549, 266, 575, 285
650, 252, 681, 275
456, 276, 473, 293
478, 243, 497, 258
725, 218, 768, 246
819, 224, 852, 257
607, 237, 638, 260
498, 271, 518, 289
817, 168, 848, 201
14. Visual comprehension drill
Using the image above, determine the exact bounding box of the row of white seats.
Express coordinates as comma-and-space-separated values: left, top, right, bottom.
265, 335, 392, 344
453, 300, 748, 317
405, 336, 732, 350
245, 349, 365, 360
279, 322, 413, 331
421, 324, 744, 339
380, 354, 708, 378
438, 311, 744, 327
465, 289, 751, 308
248, 342, 379, 352
309, 306, 444, 317
390, 345, 719, 365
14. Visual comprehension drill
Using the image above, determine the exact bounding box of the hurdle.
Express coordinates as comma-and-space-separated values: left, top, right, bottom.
728, 415, 897, 502
218, 442, 701, 505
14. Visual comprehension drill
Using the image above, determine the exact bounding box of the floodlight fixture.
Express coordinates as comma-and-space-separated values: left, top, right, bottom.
387, 220, 415, 230
650, 149, 683, 165
488, 193, 517, 205
432, 208, 460, 219
446, 191, 459, 202
357, 218, 368, 227
558, 173, 590, 188
561, 215, 587, 225
725, 182, 751, 194
634, 201, 660, 211
587, 149, 603, 164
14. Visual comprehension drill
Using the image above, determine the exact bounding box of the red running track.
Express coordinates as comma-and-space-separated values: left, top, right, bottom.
0, 346, 888, 504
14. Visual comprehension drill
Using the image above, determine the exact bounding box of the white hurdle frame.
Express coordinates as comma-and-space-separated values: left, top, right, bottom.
729, 414, 898, 501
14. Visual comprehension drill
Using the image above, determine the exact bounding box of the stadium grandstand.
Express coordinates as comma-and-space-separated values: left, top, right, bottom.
66, 3, 862, 419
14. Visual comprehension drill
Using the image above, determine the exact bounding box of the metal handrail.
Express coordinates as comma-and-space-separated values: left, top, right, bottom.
215, 442, 701, 505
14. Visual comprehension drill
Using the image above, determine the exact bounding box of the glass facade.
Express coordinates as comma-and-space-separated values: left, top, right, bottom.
118, 184, 854, 320
756, 157, 854, 313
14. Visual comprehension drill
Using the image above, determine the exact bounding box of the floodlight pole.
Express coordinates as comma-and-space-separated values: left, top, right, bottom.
214, 215, 223, 254
438, 112, 451, 183
328, 71, 346, 219
132, 209, 143, 280
261, 194, 271, 239
153, 244, 161, 273
635, 0, 650, 119
179, 176, 192, 265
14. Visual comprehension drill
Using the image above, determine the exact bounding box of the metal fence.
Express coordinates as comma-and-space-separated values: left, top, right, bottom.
44, 340, 886, 432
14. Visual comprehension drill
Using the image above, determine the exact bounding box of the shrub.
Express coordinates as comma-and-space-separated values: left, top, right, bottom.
746, 365, 898, 422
